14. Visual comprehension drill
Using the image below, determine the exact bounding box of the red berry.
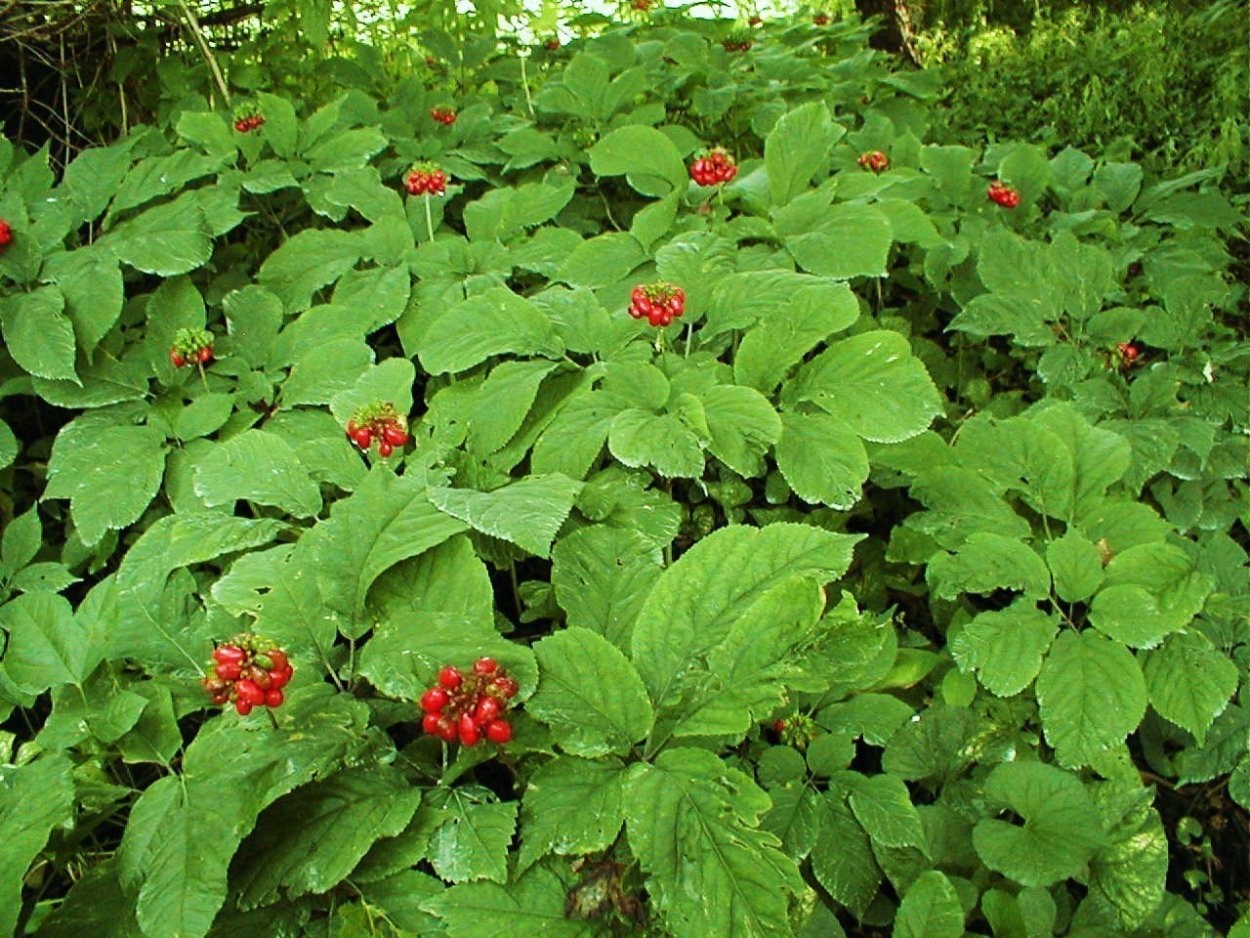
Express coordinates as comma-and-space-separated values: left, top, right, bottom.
235, 699, 253, 715
211, 692, 229, 705
235, 679, 265, 705
474, 657, 498, 676
215, 662, 242, 681
0, 219, 12, 249
492, 676, 519, 699
268, 649, 289, 671
421, 687, 449, 713
213, 645, 246, 665
474, 696, 502, 724
422, 713, 442, 735
773, 719, 786, 733
485, 719, 512, 744
170, 349, 186, 368
264, 688, 284, 708
458, 713, 480, 746
546, 39, 560, 50
382, 425, 409, 447
439, 666, 462, 689
437, 718, 458, 742
378, 441, 394, 457
352, 427, 373, 449
269, 667, 290, 689
198, 345, 213, 364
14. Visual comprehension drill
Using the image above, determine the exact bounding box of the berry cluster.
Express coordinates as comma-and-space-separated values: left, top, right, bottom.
544, 38, 561, 50
420, 658, 518, 746
987, 180, 1021, 208
629, 282, 686, 327
430, 107, 457, 125
857, 150, 890, 173
812, 12, 830, 25
345, 401, 410, 458
233, 107, 264, 133
0, 218, 11, 251
405, 163, 449, 196
722, 34, 753, 51
630, 0, 652, 10
770, 712, 816, 749
201, 634, 293, 716
1115, 342, 1142, 367
689, 148, 739, 186
169, 328, 214, 368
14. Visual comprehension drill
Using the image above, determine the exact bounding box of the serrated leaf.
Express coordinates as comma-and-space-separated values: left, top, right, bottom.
1036, 630, 1146, 769
45, 423, 167, 546
789, 331, 942, 443
785, 203, 893, 279
765, 101, 839, 205
589, 125, 688, 196
0, 592, 87, 694
193, 430, 322, 517
972, 761, 1104, 887
0, 286, 77, 381
1088, 793, 1167, 930
625, 748, 803, 938
608, 408, 706, 479
0, 755, 76, 938
258, 228, 363, 312
551, 526, 661, 649
529, 628, 653, 756
840, 772, 927, 851
43, 246, 124, 354
428, 473, 581, 558
893, 871, 964, 938
235, 767, 421, 908
518, 757, 627, 872
422, 864, 594, 938
950, 603, 1059, 697
416, 287, 563, 374
102, 193, 213, 275
1140, 631, 1237, 742
1046, 531, 1104, 603
810, 794, 883, 918
735, 279, 860, 392
699, 384, 781, 477
775, 412, 869, 509
466, 360, 559, 457
426, 792, 518, 884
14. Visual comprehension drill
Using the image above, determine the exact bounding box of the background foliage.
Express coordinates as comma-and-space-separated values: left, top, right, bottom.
0, 1, 1247, 937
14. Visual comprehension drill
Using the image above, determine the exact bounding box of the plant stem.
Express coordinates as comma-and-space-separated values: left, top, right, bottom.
177, 0, 231, 110
424, 193, 435, 241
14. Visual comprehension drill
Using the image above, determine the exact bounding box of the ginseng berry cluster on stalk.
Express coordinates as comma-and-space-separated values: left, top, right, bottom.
629, 282, 686, 327
201, 634, 293, 715
987, 180, 1021, 208
689, 148, 739, 186
169, 328, 214, 368
813, 12, 830, 25
233, 105, 264, 133
345, 401, 409, 457
421, 657, 518, 746
722, 32, 752, 52
405, 163, 448, 196
1116, 342, 1142, 366
429, 107, 457, 125
858, 150, 890, 173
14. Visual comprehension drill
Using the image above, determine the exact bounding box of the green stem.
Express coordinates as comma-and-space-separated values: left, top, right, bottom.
424, 193, 435, 241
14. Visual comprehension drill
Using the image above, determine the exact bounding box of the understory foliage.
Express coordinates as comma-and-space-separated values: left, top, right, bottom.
0, 8, 1248, 938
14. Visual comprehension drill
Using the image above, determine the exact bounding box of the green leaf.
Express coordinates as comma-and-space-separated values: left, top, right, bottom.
632, 524, 861, 706
608, 408, 707, 479
176, 110, 236, 158
700, 385, 781, 478
775, 412, 869, 510
43, 246, 124, 355
972, 761, 1104, 887
785, 203, 893, 279
765, 101, 839, 205
810, 795, 883, 917
893, 871, 965, 938
256, 92, 298, 158
304, 126, 388, 173
102, 193, 213, 275
529, 628, 653, 757
927, 532, 1051, 600
1088, 793, 1168, 930
589, 125, 688, 196
1088, 543, 1212, 647
1036, 630, 1147, 769
518, 757, 627, 872
45, 423, 167, 546
555, 232, 647, 290
234, 766, 421, 908
0, 286, 77, 381
625, 748, 803, 938
950, 603, 1059, 697
735, 279, 860, 392
428, 473, 582, 558
314, 469, 469, 629
193, 430, 322, 518
1140, 631, 1238, 743
332, 264, 412, 332
422, 864, 594, 938
789, 331, 942, 443
417, 287, 564, 374
426, 790, 518, 884
551, 526, 661, 649
0, 592, 87, 693
466, 360, 559, 457
258, 228, 363, 312
840, 772, 927, 851
327, 356, 416, 427
0, 755, 76, 938
1046, 531, 1105, 603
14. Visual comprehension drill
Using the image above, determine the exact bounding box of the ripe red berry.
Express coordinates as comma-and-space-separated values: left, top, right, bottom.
485, 719, 512, 744
439, 666, 463, 689
421, 687, 449, 713
213, 645, 246, 665
378, 441, 394, 457
437, 718, 458, 742
215, 662, 241, 681
458, 713, 480, 746
268, 649, 288, 671
170, 349, 186, 368
269, 666, 291, 689
813, 12, 829, 25
474, 656, 498, 676
858, 150, 889, 173
474, 696, 501, 724
0, 219, 11, 249
352, 427, 373, 450
198, 345, 213, 364
987, 180, 1021, 208
382, 425, 409, 447
235, 699, 254, 715
264, 688, 284, 708
422, 713, 442, 735
235, 679, 266, 705
545, 38, 560, 50
492, 676, 519, 699
773, 719, 786, 733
